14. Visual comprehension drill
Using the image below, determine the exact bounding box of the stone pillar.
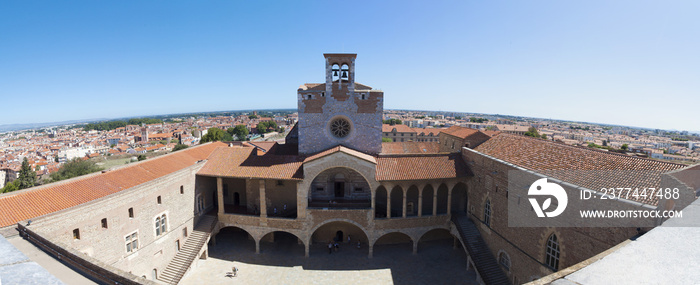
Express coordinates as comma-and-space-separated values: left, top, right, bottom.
259, 180, 267, 218
418, 193, 423, 217
368, 243, 374, 258
386, 186, 392, 219
433, 184, 438, 216
402, 189, 407, 218
255, 239, 260, 254
217, 177, 224, 215
447, 187, 453, 214
304, 242, 310, 257
412, 240, 418, 255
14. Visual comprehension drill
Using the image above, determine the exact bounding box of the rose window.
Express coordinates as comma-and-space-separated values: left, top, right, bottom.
330, 118, 351, 138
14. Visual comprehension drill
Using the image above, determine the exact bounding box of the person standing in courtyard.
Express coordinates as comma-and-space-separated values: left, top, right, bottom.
328, 241, 333, 254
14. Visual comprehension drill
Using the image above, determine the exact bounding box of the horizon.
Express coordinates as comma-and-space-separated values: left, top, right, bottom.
2, 1, 698, 132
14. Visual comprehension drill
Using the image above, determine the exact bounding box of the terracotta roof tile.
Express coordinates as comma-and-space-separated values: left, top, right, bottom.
303, 146, 377, 164
198, 146, 303, 180
382, 124, 415, 133
474, 134, 688, 205
0, 142, 226, 228
381, 142, 440, 154
441, 125, 480, 138
376, 153, 471, 181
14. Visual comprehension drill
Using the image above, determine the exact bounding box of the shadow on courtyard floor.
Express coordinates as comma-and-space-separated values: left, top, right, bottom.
207, 230, 475, 285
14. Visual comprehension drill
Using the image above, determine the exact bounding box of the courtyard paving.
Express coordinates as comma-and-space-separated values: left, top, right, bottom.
180, 231, 478, 285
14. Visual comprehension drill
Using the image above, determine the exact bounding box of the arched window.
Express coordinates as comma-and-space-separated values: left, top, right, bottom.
499, 251, 511, 272
484, 199, 491, 226
155, 217, 161, 236
545, 234, 560, 271
160, 214, 167, 234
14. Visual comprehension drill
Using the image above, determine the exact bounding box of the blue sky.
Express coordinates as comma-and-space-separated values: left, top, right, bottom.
1, 1, 698, 131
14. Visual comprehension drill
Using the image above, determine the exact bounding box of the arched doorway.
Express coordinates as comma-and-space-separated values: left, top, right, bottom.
451, 183, 468, 215
417, 228, 460, 253
211, 226, 256, 258
375, 186, 388, 218
310, 220, 369, 256
406, 185, 419, 217
390, 186, 403, 218
436, 184, 449, 215
373, 232, 413, 256
259, 231, 305, 256
309, 167, 371, 209
422, 185, 434, 216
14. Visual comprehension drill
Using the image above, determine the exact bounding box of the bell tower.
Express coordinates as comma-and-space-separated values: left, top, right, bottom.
297, 53, 383, 155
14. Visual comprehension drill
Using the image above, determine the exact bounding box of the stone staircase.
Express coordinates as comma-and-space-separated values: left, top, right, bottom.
159, 215, 217, 285
452, 214, 510, 285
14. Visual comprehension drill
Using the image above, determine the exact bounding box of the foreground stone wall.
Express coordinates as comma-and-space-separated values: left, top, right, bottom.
29, 161, 206, 281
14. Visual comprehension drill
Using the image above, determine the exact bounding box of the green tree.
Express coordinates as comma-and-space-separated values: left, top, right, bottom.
541, 133, 547, 140
621, 144, 629, 151
172, 144, 189, 152
454, 116, 462, 120
17, 157, 37, 190
383, 119, 402, 125
256, 121, 278, 134
49, 158, 103, 182
228, 125, 249, 141
137, 155, 147, 161
248, 114, 258, 119
382, 137, 393, 142
1, 180, 20, 193
524, 127, 540, 138
200, 127, 226, 143
602, 140, 608, 147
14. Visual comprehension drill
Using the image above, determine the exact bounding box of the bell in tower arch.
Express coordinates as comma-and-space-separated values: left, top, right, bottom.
341, 71, 348, 79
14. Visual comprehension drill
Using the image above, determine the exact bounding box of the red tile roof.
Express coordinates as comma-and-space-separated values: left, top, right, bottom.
303, 146, 377, 164
198, 146, 304, 180
382, 124, 415, 133
376, 153, 471, 181
0, 142, 226, 228
441, 125, 480, 139
474, 134, 688, 205
381, 142, 440, 154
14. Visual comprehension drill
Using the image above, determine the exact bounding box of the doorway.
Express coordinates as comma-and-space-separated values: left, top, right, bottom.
234, 192, 240, 206
334, 182, 344, 198
335, 230, 344, 242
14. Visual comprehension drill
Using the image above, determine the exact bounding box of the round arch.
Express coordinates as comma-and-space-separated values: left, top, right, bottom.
375, 185, 388, 218
259, 230, 306, 256
417, 227, 456, 253
308, 167, 371, 208
390, 185, 403, 217
373, 231, 414, 256
406, 185, 419, 217
309, 219, 370, 255
213, 226, 257, 254
451, 182, 468, 215
436, 183, 449, 215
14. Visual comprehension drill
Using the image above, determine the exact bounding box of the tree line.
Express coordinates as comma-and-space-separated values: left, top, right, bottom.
83, 118, 163, 131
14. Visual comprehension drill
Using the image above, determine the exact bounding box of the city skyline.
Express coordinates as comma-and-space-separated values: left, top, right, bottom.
2, 1, 698, 131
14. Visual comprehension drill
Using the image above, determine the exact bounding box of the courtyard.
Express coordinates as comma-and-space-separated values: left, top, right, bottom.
180, 228, 478, 285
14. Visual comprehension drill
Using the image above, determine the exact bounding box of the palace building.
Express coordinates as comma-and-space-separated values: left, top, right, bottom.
0, 53, 698, 285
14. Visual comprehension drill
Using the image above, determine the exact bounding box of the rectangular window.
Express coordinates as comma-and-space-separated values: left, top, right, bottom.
101, 218, 108, 229
125, 232, 138, 253
157, 196, 162, 204
128, 208, 134, 218
183, 227, 188, 238
73, 228, 80, 240
276, 180, 284, 186
155, 214, 167, 236
180, 185, 184, 194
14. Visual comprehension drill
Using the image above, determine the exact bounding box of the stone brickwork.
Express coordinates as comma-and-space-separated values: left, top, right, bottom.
28, 161, 207, 281
298, 54, 383, 155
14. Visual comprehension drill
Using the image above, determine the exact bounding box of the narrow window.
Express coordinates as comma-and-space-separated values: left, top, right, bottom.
128, 207, 134, 218
160, 214, 167, 234
126, 232, 138, 253
183, 227, 188, 238
101, 218, 108, 229
155, 217, 161, 236
73, 228, 80, 240
484, 199, 492, 227
277, 180, 284, 186
545, 234, 560, 271
157, 196, 162, 204
180, 185, 184, 194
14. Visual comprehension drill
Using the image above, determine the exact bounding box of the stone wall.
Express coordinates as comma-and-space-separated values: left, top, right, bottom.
28, 161, 206, 281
